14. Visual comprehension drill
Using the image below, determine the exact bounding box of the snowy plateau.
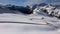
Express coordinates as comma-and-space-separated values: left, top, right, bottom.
0, 3, 60, 34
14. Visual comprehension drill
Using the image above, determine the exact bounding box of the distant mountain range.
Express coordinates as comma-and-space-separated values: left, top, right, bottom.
0, 3, 60, 19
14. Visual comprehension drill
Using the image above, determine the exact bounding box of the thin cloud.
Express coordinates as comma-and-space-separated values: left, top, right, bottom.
0, 0, 60, 6
22, 0, 46, 6
0, 0, 46, 6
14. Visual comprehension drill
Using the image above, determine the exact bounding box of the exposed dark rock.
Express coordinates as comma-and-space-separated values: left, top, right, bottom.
38, 3, 48, 7
7, 5, 33, 14
32, 4, 38, 10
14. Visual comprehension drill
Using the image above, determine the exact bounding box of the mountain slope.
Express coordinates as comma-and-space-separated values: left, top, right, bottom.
0, 4, 60, 34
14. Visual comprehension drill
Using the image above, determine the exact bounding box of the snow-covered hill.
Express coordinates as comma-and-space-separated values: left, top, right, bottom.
0, 4, 60, 34
0, 13, 60, 34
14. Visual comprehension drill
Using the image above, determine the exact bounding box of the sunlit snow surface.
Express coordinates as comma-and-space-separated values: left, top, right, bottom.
0, 14, 60, 34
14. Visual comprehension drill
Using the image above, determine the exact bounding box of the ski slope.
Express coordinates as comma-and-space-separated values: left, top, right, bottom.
0, 13, 60, 34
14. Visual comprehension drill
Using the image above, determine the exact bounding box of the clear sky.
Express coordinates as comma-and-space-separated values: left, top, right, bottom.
0, 0, 60, 6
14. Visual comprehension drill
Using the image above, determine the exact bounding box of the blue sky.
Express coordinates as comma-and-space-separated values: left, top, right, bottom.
0, 0, 60, 6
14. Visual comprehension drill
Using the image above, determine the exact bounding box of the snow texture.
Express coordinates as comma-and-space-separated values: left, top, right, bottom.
0, 4, 60, 34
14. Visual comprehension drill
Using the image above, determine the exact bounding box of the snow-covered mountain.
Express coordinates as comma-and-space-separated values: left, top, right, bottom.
0, 4, 60, 34
0, 3, 60, 19
33, 3, 60, 18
